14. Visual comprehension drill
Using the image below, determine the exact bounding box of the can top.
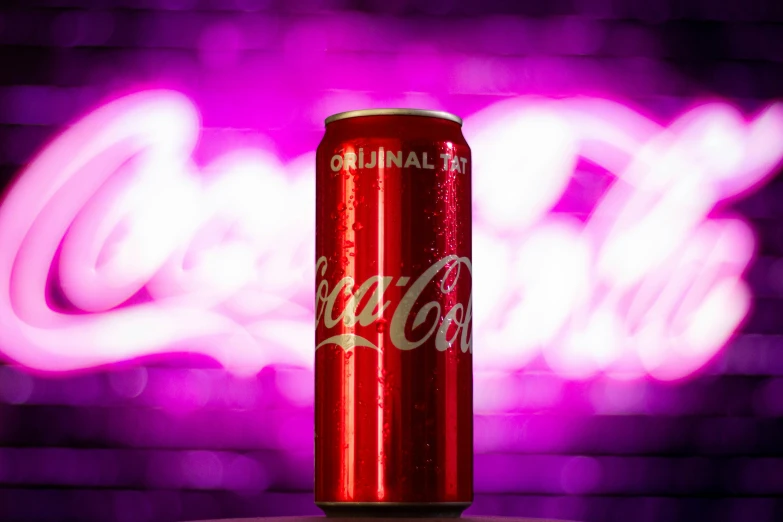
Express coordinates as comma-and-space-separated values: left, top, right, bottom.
325, 108, 462, 126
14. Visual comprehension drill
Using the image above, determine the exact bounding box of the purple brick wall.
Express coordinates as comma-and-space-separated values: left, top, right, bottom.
1, 1, 783, 521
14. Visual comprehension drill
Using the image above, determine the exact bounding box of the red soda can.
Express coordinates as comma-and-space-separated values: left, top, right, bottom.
315, 109, 473, 516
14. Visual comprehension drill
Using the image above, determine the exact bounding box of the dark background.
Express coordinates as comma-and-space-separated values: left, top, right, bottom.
1, 1, 783, 521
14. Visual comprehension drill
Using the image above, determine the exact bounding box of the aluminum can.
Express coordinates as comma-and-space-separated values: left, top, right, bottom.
315, 109, 473, 517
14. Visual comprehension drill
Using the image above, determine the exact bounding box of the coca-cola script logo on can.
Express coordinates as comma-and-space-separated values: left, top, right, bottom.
315, 255, 473, 353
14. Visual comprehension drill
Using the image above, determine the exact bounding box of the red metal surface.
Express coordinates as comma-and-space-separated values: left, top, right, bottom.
315, 113, 473, 511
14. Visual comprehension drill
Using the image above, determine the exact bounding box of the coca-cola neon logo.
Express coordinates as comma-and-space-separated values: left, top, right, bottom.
0, 91, 781, 380
315, 255, 472, 353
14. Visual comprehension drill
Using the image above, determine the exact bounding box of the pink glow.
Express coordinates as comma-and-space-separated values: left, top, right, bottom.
0, 91, 781, 380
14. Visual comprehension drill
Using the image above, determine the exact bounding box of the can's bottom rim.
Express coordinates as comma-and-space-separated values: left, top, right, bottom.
316, 501, 471, 518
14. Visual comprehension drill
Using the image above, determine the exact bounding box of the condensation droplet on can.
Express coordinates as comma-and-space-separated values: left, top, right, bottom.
376, 317, 387, 332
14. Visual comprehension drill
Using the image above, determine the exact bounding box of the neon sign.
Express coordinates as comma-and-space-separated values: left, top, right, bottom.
0, 91, 781, 380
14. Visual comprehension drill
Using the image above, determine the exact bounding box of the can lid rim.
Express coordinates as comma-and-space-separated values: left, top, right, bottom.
325, 109, 462, 126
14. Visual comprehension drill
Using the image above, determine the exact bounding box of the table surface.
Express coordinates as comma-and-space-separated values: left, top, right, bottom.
188, 517, 567, 522
188, 518, 577, 522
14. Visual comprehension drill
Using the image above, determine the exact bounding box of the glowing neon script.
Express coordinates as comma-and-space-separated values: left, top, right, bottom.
0, 91, 781, 379
469, 98, 783, 379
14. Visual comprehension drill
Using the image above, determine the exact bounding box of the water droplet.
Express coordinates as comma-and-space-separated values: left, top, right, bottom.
352, 222, 364, 231
344, 240, 355, 248
341, 256, 350, 266
345, 351, 353, 360
337, 224, 348, 231
337, 202, 347, 212
376, 318, 387, 332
